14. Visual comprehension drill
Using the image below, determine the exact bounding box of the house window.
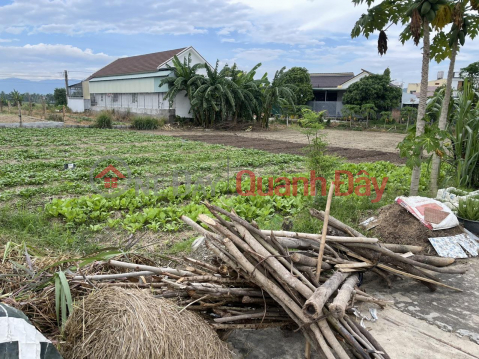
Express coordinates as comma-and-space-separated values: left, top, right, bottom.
326, 92, 338, 102
101, 94, 104, 102
314, 91, 326, 102
132, 93, 138, 103
113, 94, 119, 103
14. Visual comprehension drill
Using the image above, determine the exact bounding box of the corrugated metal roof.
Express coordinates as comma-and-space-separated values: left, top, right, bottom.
310, 73, 355, 88
89, 47, 186, 79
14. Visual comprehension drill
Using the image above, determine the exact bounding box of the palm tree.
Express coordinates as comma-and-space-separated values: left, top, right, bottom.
228, 63, 265, 124
190, 61, 237, 127
361, 103, 377, 127
261, 67, 295, 128
159, 54, 205, 124
10, 90, 23, 128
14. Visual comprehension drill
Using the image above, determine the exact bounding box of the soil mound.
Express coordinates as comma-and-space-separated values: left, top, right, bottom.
373, 203, 464, 254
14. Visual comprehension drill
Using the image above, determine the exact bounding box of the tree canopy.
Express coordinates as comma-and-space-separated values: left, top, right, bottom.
281, 67, 314, 106
54, 88, 67, 106
460, 61, 479, 90
342, 69, 402, 112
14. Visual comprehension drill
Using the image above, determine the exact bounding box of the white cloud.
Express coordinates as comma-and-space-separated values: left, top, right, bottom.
0, 38, 17, 43
0, 43, 114, 80
233, 48, 286, 62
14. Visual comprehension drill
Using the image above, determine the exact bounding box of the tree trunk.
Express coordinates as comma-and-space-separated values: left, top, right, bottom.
430, 41, 457, 196
409, 19, 430, 195
18, 103, 22, 128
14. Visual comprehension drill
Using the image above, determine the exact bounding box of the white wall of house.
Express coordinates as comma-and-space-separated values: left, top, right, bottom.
166, 48, 208, 76
67, 97, 85, 113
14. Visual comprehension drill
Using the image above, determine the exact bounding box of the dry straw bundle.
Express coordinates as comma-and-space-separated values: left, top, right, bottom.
61, 287, 233, 359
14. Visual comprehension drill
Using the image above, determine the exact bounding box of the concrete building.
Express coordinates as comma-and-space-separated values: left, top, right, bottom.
405, 71, 464, 100
307, 70, 372, 117
68, 46, 208, 120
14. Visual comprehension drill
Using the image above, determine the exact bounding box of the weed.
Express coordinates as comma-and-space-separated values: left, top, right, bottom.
94, 112, 113, 129
131, 116, 160, 130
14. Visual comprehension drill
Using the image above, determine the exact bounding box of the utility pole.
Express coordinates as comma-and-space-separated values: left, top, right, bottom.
64, 70, 69, 97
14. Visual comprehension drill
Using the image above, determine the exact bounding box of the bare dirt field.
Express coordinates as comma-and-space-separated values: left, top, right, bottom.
155, 128, 407, 164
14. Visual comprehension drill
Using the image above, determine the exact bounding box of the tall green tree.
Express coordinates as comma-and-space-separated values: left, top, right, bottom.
460, 60, 479, 90
0, 91, 6, 112
10, 90, 23, 128
53, 88, 67, 106
281, 67, 314, 106
342, 69, 402, 112
159, 54, 206, 124
261, 67, 295, 128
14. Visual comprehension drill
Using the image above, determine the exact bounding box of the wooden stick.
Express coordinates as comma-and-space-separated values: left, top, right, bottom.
316, 183, 335, 281
381, 243, 423, 253
221, 236, 337, 359
410, 255, 455, 267
183, 256, 220, 273
330, 274, 359, 318
303, 271, 351, 320
347, 317, 391, 359
290, 253, 332, 270
181, 215, 222, 241
261, 230, 378, 243
108, 260, 193, 276
211, 322, 293, 330
344, 243, 466, 274
310, 208, 363, 237
72, 271, 156, 280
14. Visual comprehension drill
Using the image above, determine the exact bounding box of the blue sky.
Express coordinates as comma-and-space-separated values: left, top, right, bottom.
0, 0, 478, 90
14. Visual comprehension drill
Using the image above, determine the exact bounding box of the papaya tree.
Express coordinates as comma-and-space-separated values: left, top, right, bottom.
361, 103, 377, 127
352, 0, 448, 195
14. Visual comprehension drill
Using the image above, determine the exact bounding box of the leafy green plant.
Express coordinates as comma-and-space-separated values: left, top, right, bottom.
54, 270, 73, 329
131, 116, 160, 130
94, 112, 113, 129
456, 198, 479, 221
298, 108, 326, 128
398, 124, 449, 169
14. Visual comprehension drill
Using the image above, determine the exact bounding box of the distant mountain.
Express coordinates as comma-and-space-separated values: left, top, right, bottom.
0, 78, 82, 95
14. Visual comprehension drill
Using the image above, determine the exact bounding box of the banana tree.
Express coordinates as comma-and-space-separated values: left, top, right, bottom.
260, 67, 295, 128
159, 54, 206, 125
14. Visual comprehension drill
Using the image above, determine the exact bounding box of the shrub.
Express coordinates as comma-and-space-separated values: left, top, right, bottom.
456, 198, 479, 221
131, 116, 161, 130
298, 109, 326, 128
47, 113, 63, 122
94, 112, 113, 129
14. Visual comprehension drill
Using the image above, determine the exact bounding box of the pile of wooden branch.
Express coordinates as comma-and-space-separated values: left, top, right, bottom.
172, 201, 464, 357
5, 200, 466, 357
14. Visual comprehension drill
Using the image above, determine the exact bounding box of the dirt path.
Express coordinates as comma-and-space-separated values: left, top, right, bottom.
154, 128, 406, 164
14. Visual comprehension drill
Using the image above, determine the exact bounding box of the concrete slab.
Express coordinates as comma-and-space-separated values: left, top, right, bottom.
361, 258, 479, 345
0, 121, 64, 128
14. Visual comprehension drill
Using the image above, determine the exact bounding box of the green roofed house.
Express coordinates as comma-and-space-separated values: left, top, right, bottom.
308, 70, 372, 117
69, 47, 208, 120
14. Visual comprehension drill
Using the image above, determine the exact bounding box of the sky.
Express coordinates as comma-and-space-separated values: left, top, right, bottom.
0, 0, 478, 92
